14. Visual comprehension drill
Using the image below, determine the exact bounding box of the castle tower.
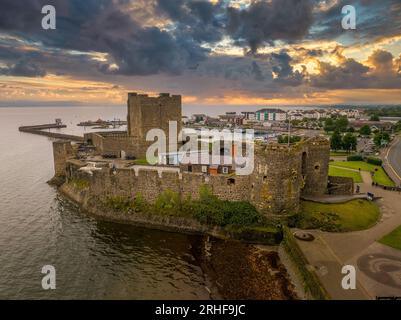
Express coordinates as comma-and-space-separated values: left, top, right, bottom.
300, 137, 330, 196
250, 143, 303, 215
52, 140, 73, 177
127, 93, 182, 146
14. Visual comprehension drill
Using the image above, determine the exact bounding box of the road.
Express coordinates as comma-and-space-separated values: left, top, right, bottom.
385, 137, 401, 185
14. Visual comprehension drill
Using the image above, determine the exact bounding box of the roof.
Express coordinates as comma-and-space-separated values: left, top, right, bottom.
256, 108, 286, 114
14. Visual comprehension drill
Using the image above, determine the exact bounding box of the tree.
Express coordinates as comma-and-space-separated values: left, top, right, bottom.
330, 130, 343, 151
395, 120, 401, 132
342, 133, 357, 152
370, 114, 380, 121
374, 132, 390, 147
324, 118, 335, 132
278, 135, 301, 144
359, 125, 371, 136
335, 116, 349, 132
347, 127, 355, 133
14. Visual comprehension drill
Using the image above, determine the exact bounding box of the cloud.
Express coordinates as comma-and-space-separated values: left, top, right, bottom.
0, 0, 209, 76
0, 0, 400, 105
0, 60, 46, 77
312, 0, 401, 44
155, 0, 224, 43
227, 0, 314, 52
311, 49, 401, 89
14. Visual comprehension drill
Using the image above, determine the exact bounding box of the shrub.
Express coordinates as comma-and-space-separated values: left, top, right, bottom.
192, 184, 262, 227
104, 196, 133, 213
70, 178, 90, 190
347, 154, 363, 161
367, 157, 383, 166
132, 192, 149, 212
154, 189, 181, 213
224, 225, 282, 245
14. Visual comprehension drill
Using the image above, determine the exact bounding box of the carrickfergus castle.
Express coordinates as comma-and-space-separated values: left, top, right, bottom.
53, 92, 334, 216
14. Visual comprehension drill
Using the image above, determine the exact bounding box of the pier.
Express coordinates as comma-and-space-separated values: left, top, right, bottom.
18, 121, 84, 142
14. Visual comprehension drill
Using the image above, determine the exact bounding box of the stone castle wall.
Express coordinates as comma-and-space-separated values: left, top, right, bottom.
56, 136, 330, 215
66, 164, 251, 205
328, 176, 354, 195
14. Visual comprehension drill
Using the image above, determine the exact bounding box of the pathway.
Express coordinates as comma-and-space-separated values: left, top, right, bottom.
296, 167, 401, 299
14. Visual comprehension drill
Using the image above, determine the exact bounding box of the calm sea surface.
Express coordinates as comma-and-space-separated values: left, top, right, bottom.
0, 106, 211, 299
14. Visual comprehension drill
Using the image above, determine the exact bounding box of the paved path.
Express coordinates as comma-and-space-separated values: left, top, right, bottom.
302, 194, 368, 203
296, 170, 401, 299
295, 231, 369, 299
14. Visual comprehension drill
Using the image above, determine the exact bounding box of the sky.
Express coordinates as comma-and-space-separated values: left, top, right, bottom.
0, 0, 401, 108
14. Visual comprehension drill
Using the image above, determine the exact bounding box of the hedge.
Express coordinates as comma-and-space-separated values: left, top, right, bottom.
366, 157, 383, 166
224, 225, 282, 245
347, 154, 363, 161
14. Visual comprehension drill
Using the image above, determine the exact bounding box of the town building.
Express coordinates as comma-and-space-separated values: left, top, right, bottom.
256, 108, 287, 122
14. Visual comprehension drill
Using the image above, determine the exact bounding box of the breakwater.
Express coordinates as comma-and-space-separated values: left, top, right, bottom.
19, 123, 84, 142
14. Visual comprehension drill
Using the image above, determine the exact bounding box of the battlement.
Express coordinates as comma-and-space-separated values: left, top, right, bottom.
127, 92, 181, 101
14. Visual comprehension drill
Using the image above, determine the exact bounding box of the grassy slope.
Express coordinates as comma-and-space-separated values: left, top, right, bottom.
379, 225, 401, 251
299, 199, 380, 232
330, 161, 395, 187
329, 165, 363, 183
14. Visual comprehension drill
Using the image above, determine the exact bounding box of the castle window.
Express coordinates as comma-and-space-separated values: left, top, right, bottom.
314, 164, 320, 171
188, 165, 192, 172
201, 165, 208, 173
222, 167, 229, 174
263, 175, 267, 181
227, 178, 235, 185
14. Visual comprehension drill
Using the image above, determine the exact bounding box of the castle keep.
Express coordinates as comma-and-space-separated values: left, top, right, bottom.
84, 93, 182, 159
53, 93, 330, 215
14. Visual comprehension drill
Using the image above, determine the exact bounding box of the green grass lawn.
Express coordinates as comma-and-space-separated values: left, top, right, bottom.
296, 199, 380, 232
133, 157, 158, 165
330, 161, 395, 187
329, 165, 363, 183
379, 225, 401, 251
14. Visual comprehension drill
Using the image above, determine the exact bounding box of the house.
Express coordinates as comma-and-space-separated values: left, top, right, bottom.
182, 116, 189, 125
256, 108, 287, 122
241, 112, 256, 120
289, 113, 304, 121
191, 114, 207, 123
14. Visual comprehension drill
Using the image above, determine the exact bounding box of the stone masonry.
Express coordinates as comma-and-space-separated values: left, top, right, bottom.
84, 92, 182, 159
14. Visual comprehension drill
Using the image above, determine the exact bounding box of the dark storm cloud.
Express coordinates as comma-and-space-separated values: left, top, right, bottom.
155, 0, 224, 44
227, 0, 314, 52
0, 0, 400, 97
251, 61, 264, 81
312, 0, 401, 43
0, 60, 46, 77
0, 0, 209, 76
